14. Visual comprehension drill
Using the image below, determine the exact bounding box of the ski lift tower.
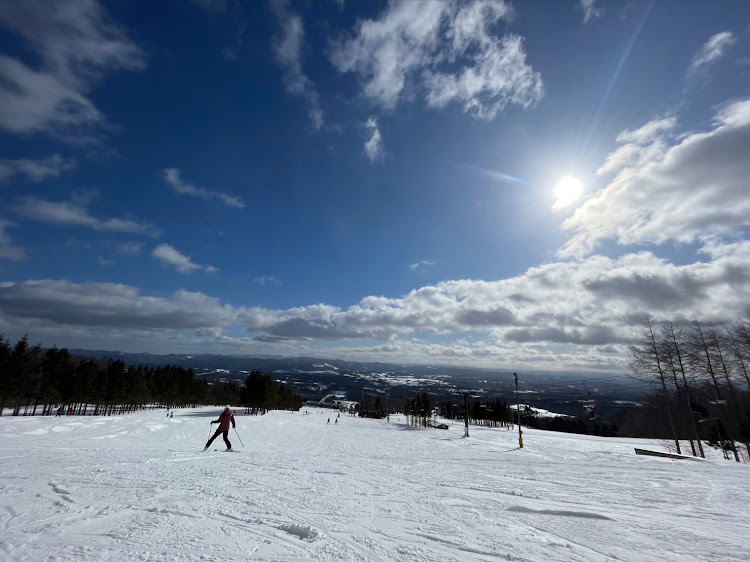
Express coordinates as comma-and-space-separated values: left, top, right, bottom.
514, 372, 523, 448
460, 389, 473, 437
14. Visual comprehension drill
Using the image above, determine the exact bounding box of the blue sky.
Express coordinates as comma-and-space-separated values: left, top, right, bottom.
1, 0, 749, 372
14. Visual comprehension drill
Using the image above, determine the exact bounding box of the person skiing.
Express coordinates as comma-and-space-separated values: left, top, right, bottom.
204, 406, 235, 451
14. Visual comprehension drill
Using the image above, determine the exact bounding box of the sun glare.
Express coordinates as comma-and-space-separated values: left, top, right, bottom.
553, 176, 583, 210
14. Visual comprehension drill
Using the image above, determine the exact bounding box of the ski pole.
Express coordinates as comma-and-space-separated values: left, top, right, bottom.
234, 426, 244, 447
207, 423, 213, 441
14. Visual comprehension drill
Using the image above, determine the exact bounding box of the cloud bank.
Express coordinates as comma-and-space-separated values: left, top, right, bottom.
3, 240, 749, 368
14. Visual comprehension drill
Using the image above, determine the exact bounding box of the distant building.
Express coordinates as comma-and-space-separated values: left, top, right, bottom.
319, 393, 347, 407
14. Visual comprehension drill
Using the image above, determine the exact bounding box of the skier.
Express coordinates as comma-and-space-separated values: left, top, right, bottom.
204, 406, 235, 451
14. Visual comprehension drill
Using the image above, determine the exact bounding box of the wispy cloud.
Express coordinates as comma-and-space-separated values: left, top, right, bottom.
13, 196, 157, 235
579, 0, 603, 23
153, 243, 217, 274
117, 242, 142, 255
0, 0, 146, 141
0, 221, 25, 260
162, 168, 245, 208
271, 0, 324, 130
0, 154, 76, 183
689, 31, 735, 71
363, 117, 385, 163
329, 0, 542, 120
595, 116, 677, 175
409, 260, 435, 271
253, 275, 282, 287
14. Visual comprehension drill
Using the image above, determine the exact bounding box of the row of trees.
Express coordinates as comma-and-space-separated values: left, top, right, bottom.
404, 393, 435, 427
240, 370, 303, 413
628, 313, 750, 460
359, 394, 388, 419
0, 336, 205, 415
437, 398, 514, 428
0, 336, 304, 416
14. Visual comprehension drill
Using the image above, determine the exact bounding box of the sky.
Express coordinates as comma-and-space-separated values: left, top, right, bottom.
2, 406, 749, 561
1, 0, 749, 372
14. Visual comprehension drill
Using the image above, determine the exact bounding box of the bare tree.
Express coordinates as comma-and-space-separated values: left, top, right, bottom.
729, 310, 750, 390
628, 319, 681, 454
688, 321, 739, 461
661, 321, 703, 457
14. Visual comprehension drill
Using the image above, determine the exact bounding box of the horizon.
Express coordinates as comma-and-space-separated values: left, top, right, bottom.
1, 1, 749, 372
61, 345, 627, 380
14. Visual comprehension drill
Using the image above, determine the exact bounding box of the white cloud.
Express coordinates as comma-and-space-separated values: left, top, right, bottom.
363, 117, 385, 163
271, 0, 324, 130
690, 31, 736, 71
614, 116, 677, 145
329, 0, 542, 119
595, 116, 676, 175
152, 244, 216, 274
97, 256, 115, 266
117, 242, 142, 255
162, 168, 245, 208
254, 276, 282, 287
579, 0, 603, 23
561, 98, 750, 257
0, 154, 76, 182
0, 221, 26, 260
409, 260, 435, 270
0, 0, 146, 140
13, 196, 156, 235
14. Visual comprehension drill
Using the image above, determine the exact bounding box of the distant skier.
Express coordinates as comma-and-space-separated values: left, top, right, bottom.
204, 406, 235, 451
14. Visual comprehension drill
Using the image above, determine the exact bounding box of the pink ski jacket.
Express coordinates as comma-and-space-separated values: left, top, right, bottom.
216, 409, 235, 432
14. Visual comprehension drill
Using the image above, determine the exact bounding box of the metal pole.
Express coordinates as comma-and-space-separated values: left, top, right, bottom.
234, 426, 244, 448
464, 391, 469, 438
514, 372, 523, 448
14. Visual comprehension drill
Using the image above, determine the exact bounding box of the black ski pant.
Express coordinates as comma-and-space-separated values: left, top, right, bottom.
206, 429, 231, 449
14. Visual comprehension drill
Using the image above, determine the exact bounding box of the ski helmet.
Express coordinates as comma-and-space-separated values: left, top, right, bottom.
224, 405, 230, 410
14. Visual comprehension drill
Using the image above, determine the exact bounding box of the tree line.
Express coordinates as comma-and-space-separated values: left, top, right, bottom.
628, 312, 750, 460
239, 370, 303, 413
0, 335, 205, 415
0, 336, 304, 416
436, 398, 514, 428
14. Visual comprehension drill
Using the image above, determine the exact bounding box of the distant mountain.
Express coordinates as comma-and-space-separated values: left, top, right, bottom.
66, 348, 645, 422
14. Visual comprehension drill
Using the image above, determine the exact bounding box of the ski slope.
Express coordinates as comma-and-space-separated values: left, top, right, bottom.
1, 407, 748, 561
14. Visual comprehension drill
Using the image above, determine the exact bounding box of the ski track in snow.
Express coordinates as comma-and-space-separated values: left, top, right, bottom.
0, 408, 749, 561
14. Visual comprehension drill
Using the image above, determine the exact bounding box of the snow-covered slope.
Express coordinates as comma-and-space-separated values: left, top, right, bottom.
1, 407, 748, 561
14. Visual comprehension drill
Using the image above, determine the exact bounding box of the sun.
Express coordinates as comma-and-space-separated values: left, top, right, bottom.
552, 176, 583, 210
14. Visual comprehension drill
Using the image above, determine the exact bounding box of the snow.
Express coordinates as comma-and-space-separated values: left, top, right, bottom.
1, 407, 748, 561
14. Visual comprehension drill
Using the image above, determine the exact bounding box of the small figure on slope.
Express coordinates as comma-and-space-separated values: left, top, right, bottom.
205, 406, 235, 451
